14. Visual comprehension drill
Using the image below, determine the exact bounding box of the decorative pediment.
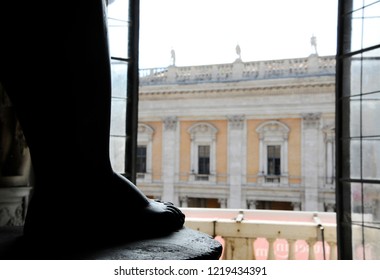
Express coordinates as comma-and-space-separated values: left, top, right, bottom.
137, 123, 154, 142
256, 121, 290, 140
188, 122, 218, 141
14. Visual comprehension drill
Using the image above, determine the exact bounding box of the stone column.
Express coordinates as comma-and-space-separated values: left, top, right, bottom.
247, 200, 257, 209
227, 115, 245, 208
218, 198, 227, 209
302, 113, 321, 211
162, 116, 178, 205
325, 203, 335, 212
324, 130, 335, 185
292, 202, 301, 211
179, 196, 188, 208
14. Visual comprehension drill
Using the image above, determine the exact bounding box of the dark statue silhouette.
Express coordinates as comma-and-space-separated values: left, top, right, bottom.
0, 0, 185, 257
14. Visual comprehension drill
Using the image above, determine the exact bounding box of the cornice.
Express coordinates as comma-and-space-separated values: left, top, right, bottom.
139, 81, 335, 100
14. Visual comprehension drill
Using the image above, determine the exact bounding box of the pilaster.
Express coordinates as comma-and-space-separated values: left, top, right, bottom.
302, 113, 321, 211
227, 115, 245, 208
162, 116, 179, 205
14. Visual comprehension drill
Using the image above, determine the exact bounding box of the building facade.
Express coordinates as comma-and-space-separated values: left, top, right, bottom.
111, 54, 337, 212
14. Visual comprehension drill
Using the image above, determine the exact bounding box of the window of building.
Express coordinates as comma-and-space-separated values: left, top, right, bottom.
267, 145, 281, 176
187, 198, 221, 208
136, 146, 147, 175
136, 123, 154, 182
256, 121, 289, 184
188, 123, 218, 182
107, 0, 139, 183
198, 145, 210, 180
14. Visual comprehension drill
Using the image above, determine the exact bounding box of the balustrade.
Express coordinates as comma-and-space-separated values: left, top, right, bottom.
139, 56, 336, 86
181, 208, 337, 260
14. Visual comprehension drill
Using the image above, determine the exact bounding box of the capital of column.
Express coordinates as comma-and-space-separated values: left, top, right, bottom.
301, 113, 321, 129
163, 116, 178, 131
227, 114, 245, 130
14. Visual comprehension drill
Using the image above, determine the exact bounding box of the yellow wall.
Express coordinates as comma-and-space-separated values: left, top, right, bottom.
179, 120, 228, 183
148, 118, 301, 184
179, 121, 192, 182
246, 118, 302, 184
145, 121, 162, 181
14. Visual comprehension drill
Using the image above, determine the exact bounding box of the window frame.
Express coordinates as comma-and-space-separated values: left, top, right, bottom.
256, 120, 290, 184
188, 122, 218, 183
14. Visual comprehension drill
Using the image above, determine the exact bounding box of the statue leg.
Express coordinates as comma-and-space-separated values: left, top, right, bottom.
0, 0, 184, 250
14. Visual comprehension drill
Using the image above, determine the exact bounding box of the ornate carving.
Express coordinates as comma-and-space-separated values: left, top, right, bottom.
138, 123, 154, 141
0, 205, 24, 226
0, 207, 11, 226
323, 123, 335, 142
228, 115, 245, 129
256, 120, 290, 140
188, 122, 218, 140
302, 113, 321, 129
163, 116, 177, 131
8, 205, 23, 226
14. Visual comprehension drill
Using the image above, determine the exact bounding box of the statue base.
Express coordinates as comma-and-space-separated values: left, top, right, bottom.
0, 226, 222, 260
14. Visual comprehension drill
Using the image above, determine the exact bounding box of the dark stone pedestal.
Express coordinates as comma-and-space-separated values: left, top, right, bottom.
0, 226, 222, 260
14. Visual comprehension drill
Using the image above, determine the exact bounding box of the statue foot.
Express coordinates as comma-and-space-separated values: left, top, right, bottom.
22, 172, 185, 254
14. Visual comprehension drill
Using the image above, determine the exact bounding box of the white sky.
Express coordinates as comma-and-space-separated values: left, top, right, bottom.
139, 0, 339, 69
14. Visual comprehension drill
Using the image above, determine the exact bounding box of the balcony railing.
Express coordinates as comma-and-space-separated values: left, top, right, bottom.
181, 208, 337, 260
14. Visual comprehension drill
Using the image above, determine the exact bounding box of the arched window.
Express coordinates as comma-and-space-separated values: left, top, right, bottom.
256, 121, 290, 184
188, 122, 218, 182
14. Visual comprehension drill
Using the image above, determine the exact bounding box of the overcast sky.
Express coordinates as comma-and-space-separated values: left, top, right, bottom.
138, 0, 338, 69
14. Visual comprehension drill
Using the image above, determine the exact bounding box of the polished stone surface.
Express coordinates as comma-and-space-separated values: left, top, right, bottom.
0, 226, 222, 260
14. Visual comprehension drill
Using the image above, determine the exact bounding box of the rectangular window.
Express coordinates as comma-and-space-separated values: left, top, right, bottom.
267, 145, 281, 175
136, 146, 147, 173
198, 145, 210, 174
196, 145, 210, 181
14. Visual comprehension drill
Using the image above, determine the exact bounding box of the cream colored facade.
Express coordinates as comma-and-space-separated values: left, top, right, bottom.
111, 54, 336, 212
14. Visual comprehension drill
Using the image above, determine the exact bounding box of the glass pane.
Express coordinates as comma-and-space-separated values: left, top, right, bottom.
198, 145, 210, 157
343, 55, 362, 97
365, 0, 380, 6
362, 93, 380, 137
362, 2, 380, 49
107, 0, 129, 21
353, 0, 364, 11
362, 49, 380, 94
350, 96, 361, 137
350, 139, 362, 179
350, 9, 364, 52
111, 60, 128, 98
108, 18, 130, 58
136, 146, 147, 173
110, 98, 126, 136
352, 183, 380, 259
362, 138, 380, 180
110, 136, 126, 173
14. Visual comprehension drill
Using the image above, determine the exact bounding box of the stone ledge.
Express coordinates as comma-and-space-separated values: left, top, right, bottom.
0, 226, 223, 260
